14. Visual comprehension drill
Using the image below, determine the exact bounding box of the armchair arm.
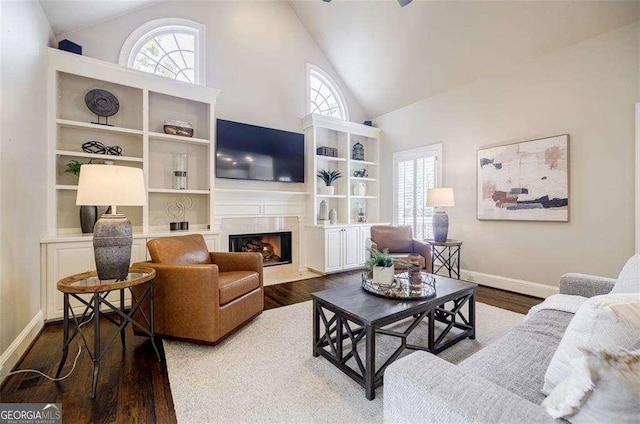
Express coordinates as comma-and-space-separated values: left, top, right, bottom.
384, 352, 556, 424
412, 239, 432, 272
209, 252, 263, 286
558, 273, 616, 297
132, 261, 220, 339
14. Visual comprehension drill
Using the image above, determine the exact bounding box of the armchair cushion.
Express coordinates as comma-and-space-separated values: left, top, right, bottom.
147, 234, 212, 264
370, 225, 414, 253
219, 271, 260, 305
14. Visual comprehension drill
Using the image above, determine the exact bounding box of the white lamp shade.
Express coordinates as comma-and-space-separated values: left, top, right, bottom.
76, 164, 147, 206
426, 187, 455, 207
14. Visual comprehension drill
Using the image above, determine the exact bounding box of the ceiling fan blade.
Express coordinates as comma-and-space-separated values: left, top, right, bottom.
398, 0, 413, 6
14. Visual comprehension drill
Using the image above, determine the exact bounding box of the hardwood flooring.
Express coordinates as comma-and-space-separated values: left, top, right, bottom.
0, 271, 542, 423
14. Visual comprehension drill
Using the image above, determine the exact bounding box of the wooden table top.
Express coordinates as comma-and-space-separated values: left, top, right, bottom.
57, 266, 156, 294
312, 275, 476, 326
424, 239, 462, 246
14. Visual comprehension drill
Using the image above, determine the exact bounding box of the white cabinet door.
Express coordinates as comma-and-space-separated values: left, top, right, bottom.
325, 228, 343, 272
343, 227, 360, 269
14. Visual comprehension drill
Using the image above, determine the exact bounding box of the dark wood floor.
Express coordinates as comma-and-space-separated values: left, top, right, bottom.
0, 271, 542, 423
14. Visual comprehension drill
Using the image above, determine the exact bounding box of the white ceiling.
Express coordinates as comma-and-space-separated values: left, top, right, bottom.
289, 0, 640, 117
39, 0, 159, 36
39, 1, 639, 118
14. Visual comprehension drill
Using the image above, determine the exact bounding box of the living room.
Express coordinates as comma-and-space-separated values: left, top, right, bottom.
1, 0, 638, 423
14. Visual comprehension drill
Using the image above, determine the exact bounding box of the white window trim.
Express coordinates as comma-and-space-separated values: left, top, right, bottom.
119, 18, 206, 85
306, 63, 349, 121
392, 143, 443, 227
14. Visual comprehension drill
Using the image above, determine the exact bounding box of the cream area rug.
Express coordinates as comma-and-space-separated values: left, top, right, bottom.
164, 300, 524, 424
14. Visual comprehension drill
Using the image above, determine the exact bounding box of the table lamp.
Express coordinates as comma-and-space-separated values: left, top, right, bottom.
426, 188, 455, 243
76, 164, 146, 280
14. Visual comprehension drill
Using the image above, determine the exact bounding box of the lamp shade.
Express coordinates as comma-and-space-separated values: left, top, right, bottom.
426, 188, 455, 207
76, 164, 146, 206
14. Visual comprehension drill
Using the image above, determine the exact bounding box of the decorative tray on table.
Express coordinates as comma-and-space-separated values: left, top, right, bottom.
361, 271, 436, 300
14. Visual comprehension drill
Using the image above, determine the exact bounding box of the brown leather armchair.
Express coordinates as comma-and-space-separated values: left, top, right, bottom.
370, 225, 432, 272
132, 234, 263, 345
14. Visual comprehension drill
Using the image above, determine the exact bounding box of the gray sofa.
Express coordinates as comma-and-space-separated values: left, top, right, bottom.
383, 273, 617, 424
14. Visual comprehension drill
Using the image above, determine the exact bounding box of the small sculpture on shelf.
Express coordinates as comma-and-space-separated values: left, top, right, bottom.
357, 202, 367, 223
82, 141, 122, 156
163, 120, 194, 138
353, 168, 368, 178
351, 141, 365, 161
165, 195, 193, 231
85, 89, 119, 126
318, 200, 329, 223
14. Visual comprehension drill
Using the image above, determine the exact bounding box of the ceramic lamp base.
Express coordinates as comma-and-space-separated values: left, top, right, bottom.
93, 214, 132, 280
433, 210, 449, 243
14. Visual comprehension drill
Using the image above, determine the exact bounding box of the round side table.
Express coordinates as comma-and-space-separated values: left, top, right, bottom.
425, 239, 462, 279
55, 265, 160, 398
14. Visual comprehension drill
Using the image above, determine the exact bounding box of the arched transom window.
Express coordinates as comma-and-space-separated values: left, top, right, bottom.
119, 18, 205, 85
308, 65, 348, 120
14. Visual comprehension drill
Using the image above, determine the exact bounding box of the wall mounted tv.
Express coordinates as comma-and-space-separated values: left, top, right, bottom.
216, 119, 305, 183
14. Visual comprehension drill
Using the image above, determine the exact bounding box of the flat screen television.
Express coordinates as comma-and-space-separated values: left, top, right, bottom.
215, 119, 304, 183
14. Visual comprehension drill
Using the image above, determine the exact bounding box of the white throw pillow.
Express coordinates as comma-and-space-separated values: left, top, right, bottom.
611, 254, 640, 294
542, 293, 640, 395
543, 347, 640, 423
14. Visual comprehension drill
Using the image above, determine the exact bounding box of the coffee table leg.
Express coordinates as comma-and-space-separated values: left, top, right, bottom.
365, 325, 375, 400
469, 293, 476, 340
312, 299, 319, 357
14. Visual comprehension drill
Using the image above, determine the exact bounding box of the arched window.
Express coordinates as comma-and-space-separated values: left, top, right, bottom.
308, 65, 349, 120
119, 18, 205, 85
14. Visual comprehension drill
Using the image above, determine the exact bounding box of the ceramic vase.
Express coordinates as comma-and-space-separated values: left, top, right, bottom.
79, 205, 98, 234
353, 183, 366, 196
373, 265, 395, 285
319, 186, 335, 195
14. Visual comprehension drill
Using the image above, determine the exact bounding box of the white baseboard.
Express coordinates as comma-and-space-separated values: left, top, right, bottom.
460, 269, 559, 298
0, 310, 45, 383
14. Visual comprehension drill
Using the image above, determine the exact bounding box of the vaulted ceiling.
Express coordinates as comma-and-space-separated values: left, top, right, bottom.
40, 1, 639, 118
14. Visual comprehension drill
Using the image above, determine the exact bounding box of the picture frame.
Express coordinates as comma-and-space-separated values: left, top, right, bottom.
477, 134, 569, 222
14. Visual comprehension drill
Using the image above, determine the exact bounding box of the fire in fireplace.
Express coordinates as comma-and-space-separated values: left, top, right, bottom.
229, 231, 292, 267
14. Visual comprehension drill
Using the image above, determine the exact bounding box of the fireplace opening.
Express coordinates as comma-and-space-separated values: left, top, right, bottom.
229, 231, 292, 267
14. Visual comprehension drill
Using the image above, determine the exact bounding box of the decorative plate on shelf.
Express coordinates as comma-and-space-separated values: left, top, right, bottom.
85, 89, 119, 117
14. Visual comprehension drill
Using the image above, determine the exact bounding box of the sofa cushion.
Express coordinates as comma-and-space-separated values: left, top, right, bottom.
543, 347, 640, 423
542, 294, 640, 395
611, 254, 640, 294
148, 234, 212, 264
459, 309, 572, 405
219, 271, 260, 305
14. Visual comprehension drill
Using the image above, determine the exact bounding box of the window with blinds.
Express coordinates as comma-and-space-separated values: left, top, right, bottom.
393, 145, 441, 240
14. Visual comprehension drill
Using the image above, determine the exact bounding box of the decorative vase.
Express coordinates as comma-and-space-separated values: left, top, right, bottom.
353, 182, 366, 196
433, 210, 449, 242
79, 205, 98, 234
173, 153, 188, 190
329, 208, 337, 224
318, 200, 329, 221
319, 186, 335, 195
93, 214, 132, 280
373, 265, 395, 285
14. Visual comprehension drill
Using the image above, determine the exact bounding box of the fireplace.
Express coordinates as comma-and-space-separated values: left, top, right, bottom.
229, 231, 293, 267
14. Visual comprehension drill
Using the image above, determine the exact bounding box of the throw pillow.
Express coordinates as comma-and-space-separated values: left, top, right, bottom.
542, 293, 640, 395
543, 347, 640, 423
611, 254, 640, 294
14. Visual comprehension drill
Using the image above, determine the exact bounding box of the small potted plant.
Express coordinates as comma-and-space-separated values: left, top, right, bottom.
64, 159, 83, 177
317, 169, 342, 195
365, 246, 396, 285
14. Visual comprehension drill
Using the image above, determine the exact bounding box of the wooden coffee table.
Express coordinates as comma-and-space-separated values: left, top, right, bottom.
312, 275, 477, 400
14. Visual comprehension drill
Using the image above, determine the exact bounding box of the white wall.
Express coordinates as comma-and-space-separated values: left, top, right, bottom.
57, 1, 366, 141
0, 1, 53, 373
375, 23, 639, 289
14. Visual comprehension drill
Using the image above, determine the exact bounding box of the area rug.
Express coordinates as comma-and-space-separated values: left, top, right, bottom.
164, 300, 524, 424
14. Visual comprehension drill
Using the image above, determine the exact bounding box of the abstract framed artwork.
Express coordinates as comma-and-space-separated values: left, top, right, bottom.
477, 134, 569, 221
